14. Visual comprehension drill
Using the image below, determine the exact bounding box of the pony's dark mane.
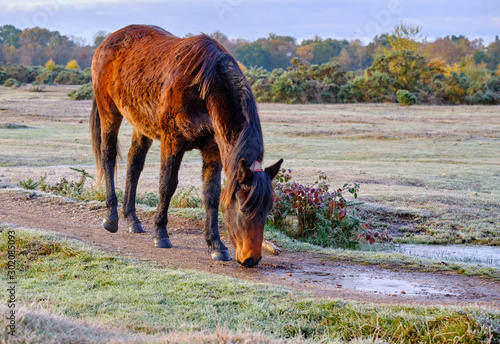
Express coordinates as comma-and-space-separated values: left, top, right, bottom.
239, 172, 273, 218
216, 59, 270, 211
175, 34, 229, 99
173, 33, 270, 212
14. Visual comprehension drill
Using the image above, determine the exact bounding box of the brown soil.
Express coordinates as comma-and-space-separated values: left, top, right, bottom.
1, 189, 499, 309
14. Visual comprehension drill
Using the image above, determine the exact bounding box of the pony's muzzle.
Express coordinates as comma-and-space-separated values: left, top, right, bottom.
239, 256, 262, 268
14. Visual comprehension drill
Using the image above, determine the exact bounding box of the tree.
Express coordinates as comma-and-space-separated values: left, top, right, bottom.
19, 27, 52, 47
310, 41, 334, 65
324, 38, 349, 56
486, 40, 500, 70
65, 59, 80, 70
422, 36, 474, 65
388, 22, 422, 52
257, 34, 297, 70
337, 40, 369, 71
208, 31, 229, 44
296, 45, 313, 61
0, 25, 22, 47
367, 50, 428, 92
235, 42, 272, 70
93, 30, 108, 47
45, 58, 56, 70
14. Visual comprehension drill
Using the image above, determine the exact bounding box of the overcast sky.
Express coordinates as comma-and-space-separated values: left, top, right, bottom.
1, 0, 498, 45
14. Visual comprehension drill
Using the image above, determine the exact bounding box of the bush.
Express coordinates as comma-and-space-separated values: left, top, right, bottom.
0, 64, 38, 83
268, 169, 386, 249
3, 78, 20, 87
487, 76, 500, 93
29, 81, 45, 92
465, 90, 499, 105
35, 69, 57, 84
0, 70, 6, 84
65, 59, 80, 70
245, 58, 347, 104
436, 72, 470, 104
270, 71, 300, 103
170, 186, 203, 208
67, 82, 93, 100
396, 89, 417, 106
80, 67, 92, 84
55, 70, 81, 85
45, 59, 57, 71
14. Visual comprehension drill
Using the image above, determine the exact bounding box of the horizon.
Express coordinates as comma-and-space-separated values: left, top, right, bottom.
0, 0, 498, 46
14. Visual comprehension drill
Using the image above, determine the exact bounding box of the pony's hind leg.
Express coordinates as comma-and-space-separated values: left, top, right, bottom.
153, 137, 186, 248
99, 109, 123, 233
201, 148, 230, 261
123, 130, 152, 233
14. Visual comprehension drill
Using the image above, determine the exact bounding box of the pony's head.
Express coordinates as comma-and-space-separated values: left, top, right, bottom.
221, 158, 282, 267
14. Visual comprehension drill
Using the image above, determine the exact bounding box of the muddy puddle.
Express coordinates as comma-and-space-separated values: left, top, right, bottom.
259, 262, 462, 298
256, 244, 500, 300
393, 244, 500, 267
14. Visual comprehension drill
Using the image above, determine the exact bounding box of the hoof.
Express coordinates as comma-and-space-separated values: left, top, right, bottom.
102, 218, 118, 233
211, 249, 231, 261
154, 237, 172, 248
128, 222, 145, 233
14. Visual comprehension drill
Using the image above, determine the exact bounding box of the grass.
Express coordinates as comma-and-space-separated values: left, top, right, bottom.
0, 305, 294, 344
1, 226, 499, 343
257, 103, 500, 245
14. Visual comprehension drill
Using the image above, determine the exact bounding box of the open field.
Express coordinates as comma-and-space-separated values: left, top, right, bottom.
1, 85, 500, 343
0, 85, 499, 245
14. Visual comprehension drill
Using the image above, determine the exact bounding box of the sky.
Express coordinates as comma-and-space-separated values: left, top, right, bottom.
0, 0, 498, 45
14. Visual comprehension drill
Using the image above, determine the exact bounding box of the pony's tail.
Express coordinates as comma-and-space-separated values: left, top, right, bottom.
90, 98, 103, 185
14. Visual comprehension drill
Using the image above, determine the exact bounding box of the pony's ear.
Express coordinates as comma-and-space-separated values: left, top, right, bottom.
265, 159, 283, 180
237, 159, 253, 189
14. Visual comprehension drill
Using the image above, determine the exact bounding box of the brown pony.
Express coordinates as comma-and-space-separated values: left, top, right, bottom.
90, 25, 282, 267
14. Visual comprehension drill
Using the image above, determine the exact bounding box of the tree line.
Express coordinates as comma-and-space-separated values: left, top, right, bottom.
1, 24, 500, 105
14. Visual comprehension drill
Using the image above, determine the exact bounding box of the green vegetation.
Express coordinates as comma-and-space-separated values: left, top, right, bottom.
268, 169, 387, 249
0, 62, 92, 87
396, 90, 417, 106
19, 168, 203, 209
246, 50, 500, 105
18, 177, 41, 190
2, 24, 500, 104
67, 82, 93, 100
1, 227, 498, 343
3, 77, 20, 87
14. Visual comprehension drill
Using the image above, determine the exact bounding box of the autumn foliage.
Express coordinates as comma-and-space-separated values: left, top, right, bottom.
268, 169, 388, 249
1, 24, 499, 104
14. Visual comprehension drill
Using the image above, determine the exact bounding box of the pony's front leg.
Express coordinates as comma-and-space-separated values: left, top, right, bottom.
154, 139, 185, 248
123, 130, 152, 233
201, 149, 230, 261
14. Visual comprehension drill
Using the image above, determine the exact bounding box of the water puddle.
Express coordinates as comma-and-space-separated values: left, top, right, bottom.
262, 264, 460, 297
333, 274, 453, 296
393, 244, 500, 267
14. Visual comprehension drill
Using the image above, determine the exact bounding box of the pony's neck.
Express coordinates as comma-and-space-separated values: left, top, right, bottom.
206, 66, 264, 172
206, 73, 264, 205
210, 99, 264, 173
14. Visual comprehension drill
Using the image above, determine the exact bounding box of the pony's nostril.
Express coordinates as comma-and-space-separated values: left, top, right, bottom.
241, 256, 262, 267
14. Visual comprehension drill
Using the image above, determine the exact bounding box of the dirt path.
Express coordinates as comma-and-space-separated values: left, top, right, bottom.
1, 189, 499, 309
